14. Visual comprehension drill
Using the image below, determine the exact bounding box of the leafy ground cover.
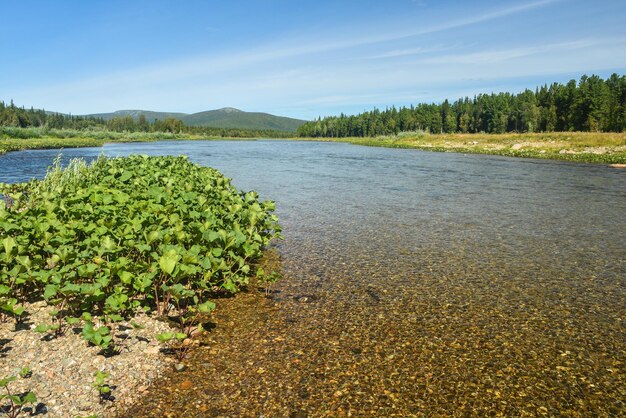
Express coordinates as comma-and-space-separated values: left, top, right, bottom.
0, 155, 281, 344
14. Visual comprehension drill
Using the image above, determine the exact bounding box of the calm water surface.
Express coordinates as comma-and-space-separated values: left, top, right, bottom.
1, 140, 625, 416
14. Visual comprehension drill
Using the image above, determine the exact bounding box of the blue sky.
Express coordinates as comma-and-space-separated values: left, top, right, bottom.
1, 0, 625, 120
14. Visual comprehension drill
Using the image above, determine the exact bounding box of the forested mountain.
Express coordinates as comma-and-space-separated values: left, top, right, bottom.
297, 74, 626, 137
181, 108, 305, 131
0, 101, 293, 138
86, 107, 305, 131
88, 110, 188, 122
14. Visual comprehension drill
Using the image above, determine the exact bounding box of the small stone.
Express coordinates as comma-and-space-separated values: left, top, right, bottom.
180, 380, 193, 390
61, 358, 77, 369
174, 363, 186, 372
79, 401, 92, 411
145, 346, 160, 355
38, 389, 52, 399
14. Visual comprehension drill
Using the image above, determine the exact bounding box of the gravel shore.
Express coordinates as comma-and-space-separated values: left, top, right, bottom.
1, 301, 177, 418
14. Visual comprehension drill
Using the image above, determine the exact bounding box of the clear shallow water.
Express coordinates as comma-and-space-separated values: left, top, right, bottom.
1, 141, 625, 416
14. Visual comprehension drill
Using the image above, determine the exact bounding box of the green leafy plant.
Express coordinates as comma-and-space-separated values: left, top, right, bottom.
156, 331, 190, 361
33, 307, 80, 338
0, 298, 24, 324
256, 268, 282, 296
82, 321, 114, 351
17, 368, 31, 379
92, 370, 112, 404
155, 297, 215, 361
0, 369, 37, 418
0, 155, 281, 351
0, 237, 26, 324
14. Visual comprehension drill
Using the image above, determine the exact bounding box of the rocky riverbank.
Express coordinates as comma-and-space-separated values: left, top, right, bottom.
0, 301, 177, 418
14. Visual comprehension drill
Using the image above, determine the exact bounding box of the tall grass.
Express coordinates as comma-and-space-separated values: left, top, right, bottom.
0, 126, 192, 141
0, 127, 203, 155
28, 155, 107, 201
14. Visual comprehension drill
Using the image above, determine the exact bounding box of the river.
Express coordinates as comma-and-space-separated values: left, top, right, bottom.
1, 140, 625, 416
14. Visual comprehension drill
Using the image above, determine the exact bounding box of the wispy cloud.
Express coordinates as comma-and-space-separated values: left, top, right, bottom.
355, 0, 562, 47
421, 38, 619, 65
10, 0, 562, 97
362, 44, 457, 60
246, 0, 562, 59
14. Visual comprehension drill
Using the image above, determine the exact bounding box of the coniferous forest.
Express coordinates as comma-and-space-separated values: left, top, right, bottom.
297, 74, 626, 137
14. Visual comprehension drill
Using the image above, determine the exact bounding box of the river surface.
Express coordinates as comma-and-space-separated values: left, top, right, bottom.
1, 140, 625, 416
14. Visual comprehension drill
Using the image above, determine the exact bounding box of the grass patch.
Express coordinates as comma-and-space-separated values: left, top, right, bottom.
293, 132, 626, 164
0, 128, 257, 155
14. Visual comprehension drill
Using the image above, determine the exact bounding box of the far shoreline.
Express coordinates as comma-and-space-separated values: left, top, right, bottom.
1, 131, 625, 165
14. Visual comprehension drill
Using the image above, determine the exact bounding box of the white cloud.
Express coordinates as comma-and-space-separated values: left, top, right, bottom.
362, 45, 457, 60
421, 38, 620, 65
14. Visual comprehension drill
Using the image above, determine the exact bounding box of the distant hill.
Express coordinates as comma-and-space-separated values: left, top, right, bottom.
88, 109, 188, 121
85, 107, 306, 132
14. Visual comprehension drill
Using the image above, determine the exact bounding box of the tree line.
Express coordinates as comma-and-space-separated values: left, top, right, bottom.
297, 74, 626, 137
0, 101, 292, 138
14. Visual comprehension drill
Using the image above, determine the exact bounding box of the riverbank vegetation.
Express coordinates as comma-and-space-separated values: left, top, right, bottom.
0, 154, 280, 337
1, 155, 282, 415
0, 126, 196, 155
298, 74, 626, 137
0, 126, 286, 156
0, 101, 292, 153
298, 131, 626, 164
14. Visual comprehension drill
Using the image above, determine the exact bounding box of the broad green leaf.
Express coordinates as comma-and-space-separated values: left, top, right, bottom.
119, 171, 133, 182
34, 323, 50, 333
158, 249, 180, 275
43, 284, 58, 300
197, 301, 216, 313
2, 236, 16, 261
16, 255, 31, 269
101, 236, 116, 252
19, 367, 31, 378
118, 270, 133, 284
156, 332, 174, 342
0, 376, 17, 387
66, 317, 80, 325
22, 391, 37, 404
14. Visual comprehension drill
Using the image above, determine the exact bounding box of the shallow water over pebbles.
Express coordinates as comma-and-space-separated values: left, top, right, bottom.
1, 140, 625, 416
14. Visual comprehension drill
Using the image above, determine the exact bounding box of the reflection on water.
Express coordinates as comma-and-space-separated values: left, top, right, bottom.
1, 141, 625, 416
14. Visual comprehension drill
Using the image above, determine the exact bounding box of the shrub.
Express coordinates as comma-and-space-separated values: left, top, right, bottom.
0, 155, 281, 336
